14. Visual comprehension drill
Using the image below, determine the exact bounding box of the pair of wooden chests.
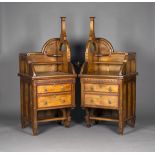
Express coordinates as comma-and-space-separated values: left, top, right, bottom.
18, 17, 137, 135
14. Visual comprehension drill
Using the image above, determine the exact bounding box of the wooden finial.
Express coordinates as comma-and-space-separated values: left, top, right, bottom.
60, 17, 67, 41
89, 17, 95, 40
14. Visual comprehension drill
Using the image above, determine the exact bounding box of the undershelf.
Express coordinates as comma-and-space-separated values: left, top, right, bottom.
90, 116, 118, 122
38, 117, 66, 123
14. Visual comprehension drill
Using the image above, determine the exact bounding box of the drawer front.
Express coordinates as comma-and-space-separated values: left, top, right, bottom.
84, 94, 118, 108
84, 84, 118, 93
37, 84, 71, 93
38, 94, 71, 108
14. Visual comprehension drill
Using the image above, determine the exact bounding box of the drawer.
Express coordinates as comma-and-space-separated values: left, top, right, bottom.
84, 84, 118, 93
37, 94, 71, 108
37, 83, 71, 93
84, 94, 118, 108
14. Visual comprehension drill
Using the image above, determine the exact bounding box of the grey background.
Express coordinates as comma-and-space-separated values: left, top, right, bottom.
0, 2, 155, 152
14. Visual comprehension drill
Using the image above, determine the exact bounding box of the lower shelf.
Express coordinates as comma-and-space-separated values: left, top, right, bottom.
90, 116, 118, 122
38, 117, 66, 123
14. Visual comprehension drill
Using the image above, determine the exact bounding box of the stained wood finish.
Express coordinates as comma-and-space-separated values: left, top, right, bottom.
84, 83, 118, 93
18, 17, 76, 135
37, 83, 71, 93
37, 94, 72, 108
84, 94, 118, 108
79, 17, 137, 134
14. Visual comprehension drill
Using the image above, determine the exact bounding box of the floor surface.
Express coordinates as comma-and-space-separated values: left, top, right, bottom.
0, 112, 155, 152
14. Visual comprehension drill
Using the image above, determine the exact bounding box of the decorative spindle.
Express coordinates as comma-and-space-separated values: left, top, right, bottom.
60, 17, 67, 41
89, 17, 95, 40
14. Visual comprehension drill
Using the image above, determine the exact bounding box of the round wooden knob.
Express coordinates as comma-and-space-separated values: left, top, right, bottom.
108, 87, 112, 92
90, 99, 94, 103
108, 100, 112, 104
44, 101, 48, 105
90, 87, 94, 91
61, 86, 65, 91
99, 85, 103, 88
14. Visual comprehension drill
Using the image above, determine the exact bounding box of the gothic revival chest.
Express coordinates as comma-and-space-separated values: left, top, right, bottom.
79, 17, 138, 134
18, 17, 76, 135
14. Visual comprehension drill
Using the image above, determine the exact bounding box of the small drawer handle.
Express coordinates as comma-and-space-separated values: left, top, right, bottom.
90, 99, 94, 103
44, 88, 47, 92
99, 85, 103, 88
90, 87, 94, 91
61, 86, 65, 91
108, 87, 112, 92
62, 99, 65, 103
44, 101, 48, 105
108, 100, 112, 104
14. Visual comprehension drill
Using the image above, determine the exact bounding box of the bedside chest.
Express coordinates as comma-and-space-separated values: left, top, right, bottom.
79, 17, 137, 134
18, 17, 76, 135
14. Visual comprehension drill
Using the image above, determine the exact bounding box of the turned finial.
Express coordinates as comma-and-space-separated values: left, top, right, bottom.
89, 17, 95, 40
60, 17, 67, 41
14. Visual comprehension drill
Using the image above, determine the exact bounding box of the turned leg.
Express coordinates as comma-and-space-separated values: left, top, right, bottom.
21, 115, 26, 128
94, 109, 99, 125
66, 108, 71, 127
118, 109, 124, 135
131, 118, 136, 127
128, 118, 135, 128
31, 109, 38, 136
21, 103, 26, 128
118, 122, 124, 135
21, 115, 29, 128
128, 81, 136, 128
62, 109, 69, 128
62, 108, 71, 128
57, 110, 63, 125
118, 80, 125, 135
90, 109, 95, 125
31, 82, 38, 136
85, 108, 91, 127
20, 80, 29, 128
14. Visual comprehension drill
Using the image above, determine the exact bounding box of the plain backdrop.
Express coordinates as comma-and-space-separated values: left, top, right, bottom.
0, 2, 155, 117
0, 2, 155, 151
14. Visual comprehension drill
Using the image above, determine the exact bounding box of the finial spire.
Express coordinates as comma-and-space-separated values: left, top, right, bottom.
89, 17, 95, 40
60, 17, 67, 41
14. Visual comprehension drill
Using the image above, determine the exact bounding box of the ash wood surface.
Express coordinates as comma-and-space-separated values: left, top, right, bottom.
80, 17, 137, 134
18, 17, 76, 135
37, 94, 72, 108
37, 83, 71, 93
84, 94, 118, 108
84, 83, 118, 93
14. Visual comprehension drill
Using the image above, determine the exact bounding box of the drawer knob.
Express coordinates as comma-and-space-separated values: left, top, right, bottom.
44, 101, 48, 105
99, 85, 103, 88
61, 87, 65, 91
90, 99, 94, 103
90, 87, 94, 91
108, 100, 112, 104
108, 87, 112, 92
44, 88, 47, 92
62, 99, 66, 103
